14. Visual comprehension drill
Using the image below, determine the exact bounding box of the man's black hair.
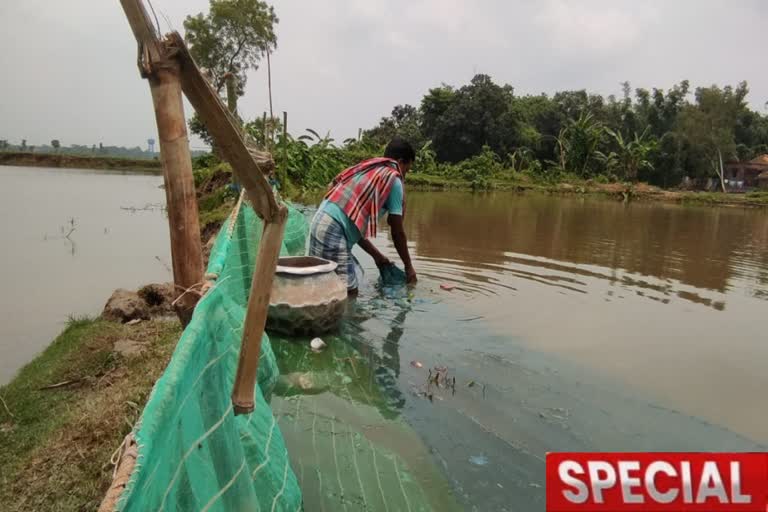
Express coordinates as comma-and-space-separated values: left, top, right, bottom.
384, 137, 416, 163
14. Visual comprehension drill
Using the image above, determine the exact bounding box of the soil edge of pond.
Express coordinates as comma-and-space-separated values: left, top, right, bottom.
0, 318, 181, 511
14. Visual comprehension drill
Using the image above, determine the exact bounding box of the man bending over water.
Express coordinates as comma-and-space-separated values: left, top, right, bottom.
309, 137, 417, 295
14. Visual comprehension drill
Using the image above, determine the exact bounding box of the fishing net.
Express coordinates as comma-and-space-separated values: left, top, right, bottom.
115, 200, 308, 512
378, 262, 407, 286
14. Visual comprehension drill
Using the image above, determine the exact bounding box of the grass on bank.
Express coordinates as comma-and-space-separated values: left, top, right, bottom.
0, 317, 181, 512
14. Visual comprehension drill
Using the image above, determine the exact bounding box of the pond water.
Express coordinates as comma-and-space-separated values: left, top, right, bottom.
3, 169, 766, 509
0, 166, 171, 385
272, 191, 768, 511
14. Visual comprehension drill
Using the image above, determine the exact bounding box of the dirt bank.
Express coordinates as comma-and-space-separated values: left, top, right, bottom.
0, 152, 162, 173
0, 317, 181, 511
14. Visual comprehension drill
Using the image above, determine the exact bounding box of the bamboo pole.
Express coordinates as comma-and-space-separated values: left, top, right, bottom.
121, 2, 287, 418
231, 207, 287, 414
120, 0, 203, 326
167, 33, 285, 414
267, 50, 274, 146
262, 112, 268, 147
281, 111, 288, 185
171, 32, 278, 219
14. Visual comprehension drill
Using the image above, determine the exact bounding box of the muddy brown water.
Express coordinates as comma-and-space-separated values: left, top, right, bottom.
0, 166, 171, 385
276, 191, 767, 511
396, 191, 768, 443
3, 169, 767, 509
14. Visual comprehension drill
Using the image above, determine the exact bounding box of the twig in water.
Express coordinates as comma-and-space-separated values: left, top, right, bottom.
121, 203, 165, 213
458, 316, 484, 322
0, 394, 14, 419
59, 217, 76, 240
155, 256, 172, 273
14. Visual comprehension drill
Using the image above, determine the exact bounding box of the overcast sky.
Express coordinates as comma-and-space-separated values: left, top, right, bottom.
1, 0, 766, 150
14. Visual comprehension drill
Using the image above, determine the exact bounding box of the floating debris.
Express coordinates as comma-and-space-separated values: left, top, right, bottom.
310, 337, 326, 352
469, 454, 489, 466
410, 360, 423, 368
440, 283, 456, 291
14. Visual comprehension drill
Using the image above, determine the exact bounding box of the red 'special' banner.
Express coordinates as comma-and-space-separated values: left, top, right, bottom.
546, 453, 768, 512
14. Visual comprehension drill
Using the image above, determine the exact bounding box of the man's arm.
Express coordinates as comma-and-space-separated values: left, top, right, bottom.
358, 238, 390, 267
388, 214, 417, 283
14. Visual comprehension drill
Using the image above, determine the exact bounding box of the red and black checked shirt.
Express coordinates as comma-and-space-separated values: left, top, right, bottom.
324, 157, 404, 239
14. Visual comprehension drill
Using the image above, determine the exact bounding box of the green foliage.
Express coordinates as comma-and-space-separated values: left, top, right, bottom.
184, 0, 277, 95
185, 0, 278, 143
599, 127, 657, 181
421, 75, 515, 162
678, 82, 750, 189
364, 104, 424, 149
356, 75, 767, 189
559, 112, 606, 177
244, 115, 283, 146
190, 77, 767, 197
273, 129, 346, 190
414, 140, 439, 175
192, 152, 219, 171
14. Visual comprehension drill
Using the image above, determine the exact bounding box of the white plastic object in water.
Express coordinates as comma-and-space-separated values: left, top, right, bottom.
310, 337, 327, 352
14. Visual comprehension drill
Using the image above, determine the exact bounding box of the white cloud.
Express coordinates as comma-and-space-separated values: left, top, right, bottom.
536, 0, 658, 54
0, 0, 765, 148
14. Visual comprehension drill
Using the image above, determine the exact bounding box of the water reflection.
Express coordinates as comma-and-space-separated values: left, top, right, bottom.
270, 294, 464, 511
272, 193, 768, 510
272, 295, 412, 419
407, 192, 768, 302
0, 166, 171, 384
382, 192, 768, 443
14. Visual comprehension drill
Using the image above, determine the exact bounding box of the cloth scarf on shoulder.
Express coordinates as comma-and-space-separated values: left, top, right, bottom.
324, 157, 404, 239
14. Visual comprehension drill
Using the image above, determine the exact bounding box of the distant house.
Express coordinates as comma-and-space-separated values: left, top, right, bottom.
724, 155, 768, 191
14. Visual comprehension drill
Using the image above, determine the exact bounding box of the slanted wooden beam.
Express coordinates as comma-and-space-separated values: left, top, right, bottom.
120, 0, 288, 416
120, 0, 203, 326
169, 32, 279, 222
168, 32, 287, 414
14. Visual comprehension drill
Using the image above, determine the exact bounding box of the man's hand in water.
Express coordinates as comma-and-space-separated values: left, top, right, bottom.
374, 255, 392, 268
406, 265, 417, 284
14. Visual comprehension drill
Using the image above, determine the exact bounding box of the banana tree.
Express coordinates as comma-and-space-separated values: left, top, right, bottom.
604, 127, 657, 181
561, 113, 605, 177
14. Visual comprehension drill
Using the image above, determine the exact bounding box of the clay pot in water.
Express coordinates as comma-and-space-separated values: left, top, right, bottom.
266, 256, 347, 337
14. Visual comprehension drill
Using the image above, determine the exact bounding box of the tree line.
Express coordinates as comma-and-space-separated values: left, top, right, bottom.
0, 140, 157, 160
180, 0, 768, 192
362, 75, 768, 190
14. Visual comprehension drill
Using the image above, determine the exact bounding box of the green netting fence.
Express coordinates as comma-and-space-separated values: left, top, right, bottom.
116, 198, 309, 512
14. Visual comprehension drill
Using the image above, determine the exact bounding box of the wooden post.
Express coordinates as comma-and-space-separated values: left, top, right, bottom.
262, 112, 268, 147
120, 0, 203, 326
267, 49, 274, 146
169, 33, 287, 414
281, 111, 288, 185
231, 206, 287, 414
121, 4, 288, 416
225, 73, 238, 116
